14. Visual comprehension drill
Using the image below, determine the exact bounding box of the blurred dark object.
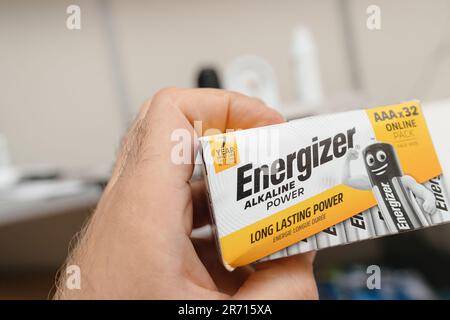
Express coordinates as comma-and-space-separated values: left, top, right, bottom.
197, 68, 221, 88
20, 172, 61, 182
381, 226, 450, 289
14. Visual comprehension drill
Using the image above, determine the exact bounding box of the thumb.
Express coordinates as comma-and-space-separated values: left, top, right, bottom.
233, 252, 318, 300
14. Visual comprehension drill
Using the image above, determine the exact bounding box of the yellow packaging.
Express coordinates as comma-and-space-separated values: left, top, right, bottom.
199, 101, 446, 270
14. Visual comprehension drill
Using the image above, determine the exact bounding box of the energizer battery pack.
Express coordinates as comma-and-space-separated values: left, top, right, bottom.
199, 100, 447, 270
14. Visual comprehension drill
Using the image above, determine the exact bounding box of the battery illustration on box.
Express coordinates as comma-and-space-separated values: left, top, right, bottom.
258, 236, 317, 262
265, 248, 288, 260
413, 175, 450, 225
316, 223, 347, 249
343, 210, 376, 242
369, 176, 448, 237
286, 235, 318, 255
343, 142, 437, 234
370, 206, 390, 237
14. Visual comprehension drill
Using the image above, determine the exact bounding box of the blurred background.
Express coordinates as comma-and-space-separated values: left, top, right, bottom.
1, 0, 450, 299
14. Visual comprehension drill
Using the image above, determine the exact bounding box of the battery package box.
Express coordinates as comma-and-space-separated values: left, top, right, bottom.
198, 100, 449, 271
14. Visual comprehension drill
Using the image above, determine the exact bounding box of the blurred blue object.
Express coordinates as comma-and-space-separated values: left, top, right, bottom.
318, 265, 438, 300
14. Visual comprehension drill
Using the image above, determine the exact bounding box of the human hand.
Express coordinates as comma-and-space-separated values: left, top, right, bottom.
54, 88, 318, 299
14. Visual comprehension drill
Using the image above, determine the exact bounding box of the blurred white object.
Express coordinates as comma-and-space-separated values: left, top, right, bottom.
0, 134, 18, 189
0, 180, 84, 202
0, 180, 101, 226
0, 169, 18, 190
290, 26, 324, 106
224, 55, 280, 108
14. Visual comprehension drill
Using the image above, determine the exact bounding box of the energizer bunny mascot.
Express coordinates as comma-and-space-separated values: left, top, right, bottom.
342, 142, 437, 233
